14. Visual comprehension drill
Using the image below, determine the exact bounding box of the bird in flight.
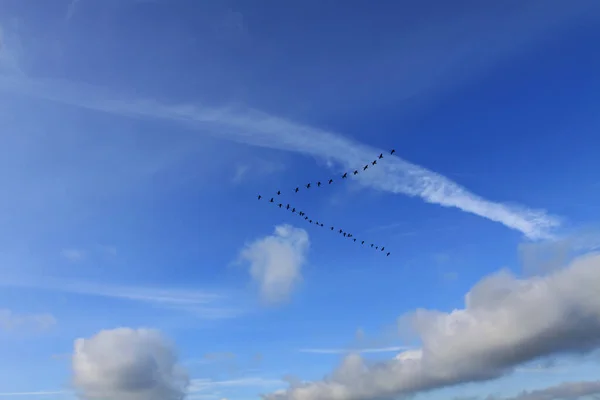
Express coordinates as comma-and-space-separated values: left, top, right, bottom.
361, 241, 365, 245
257, 195, 262, 200
305, 216, 309, 220
339, 229, 343, 234
378, 153, 383, 159
277, 190, 281, 195
306, 183, 311, 189
386, 252, 391, 256
353, 170, 358, 175
331, 226, 334, 230
390, 149, 396, 155
370, 244, 374, 247
295, 187, 299, 193
375, 246, 379, 250
381, 247, 385, 251
278, 203, 283, 208
372, 160, 377, 166
286, 204, 290, 210
320, 223, 324, 227
292, 208, 296, 213
270, 198, 274, 203
342, 172, 348, 179
317, 181, 322, 187
363, 164, 369, 171
343, 232, 347, 237
353, 238, 357, 242
309, 219, 312, 223
328, 179, 334, 184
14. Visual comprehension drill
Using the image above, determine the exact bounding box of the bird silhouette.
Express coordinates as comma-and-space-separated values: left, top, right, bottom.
317, 181, 322, 187
278, 203, 282, 208
372, 160, 377, 165
258, 195, 262, 200
353, 238, 357, 242
306, 183, 311, 189
270, 198, 274, 203
363, 164, 369, 171
286, 204, 290, 210
295, 187, 299, 193
277, 190, 281, 195
379, 153, 383, 159
328, 179, 334, 184
309, 219, 312, 223
331, 226, 334, 230
386, 252, 391, 256
342, 172, 348, 179
353, 170, 358, 175
390, 149, 396, 155
361, 241, 365, 245
292, 208, 296, 213
339, 229, 343, 234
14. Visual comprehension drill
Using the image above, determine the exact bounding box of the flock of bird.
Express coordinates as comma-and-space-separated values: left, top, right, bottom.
256, 149, 396, 256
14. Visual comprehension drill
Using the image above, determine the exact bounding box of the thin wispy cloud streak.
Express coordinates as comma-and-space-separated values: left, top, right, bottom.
0, 278, 240, 319
0, 391, 65, 396
0, 76, 560, 239
299, 346, 412, 355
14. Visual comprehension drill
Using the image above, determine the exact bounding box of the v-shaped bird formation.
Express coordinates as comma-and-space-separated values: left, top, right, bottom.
255, 149, 396, 256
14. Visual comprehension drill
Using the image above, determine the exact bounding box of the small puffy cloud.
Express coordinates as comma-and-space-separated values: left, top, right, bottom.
0, 309, 56, 332
72, 327, 189, 400
265, 252, 600, 400
238, 224, 309, 305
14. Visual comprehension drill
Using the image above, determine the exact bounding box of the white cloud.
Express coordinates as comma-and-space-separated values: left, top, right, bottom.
238, 224, 309, 305
0, 391, 66, 397
0, 280, 239, 319
61, 248, 86, 262
0, 309, 56, 332
500, 380, 600, 400
0, 74, 560, 240
299, 346, 412, 355
265, 252, 600, 400
72, 327, 189, 400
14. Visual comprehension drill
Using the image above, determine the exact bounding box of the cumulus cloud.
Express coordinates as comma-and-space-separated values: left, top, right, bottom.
238, 225, 309, 305
500, 380, 600, 400
0, 309, 56, 332
265, 252, 600, 400
72, 328, 189, 400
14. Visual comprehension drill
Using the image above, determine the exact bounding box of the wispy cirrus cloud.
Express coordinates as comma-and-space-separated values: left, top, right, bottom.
60, 248, 86, 262
0, 74, 560, 240
0, 309, 57, 332
0, 391, 66, 397
299, 346, 412, 355
0, 279, 241, 320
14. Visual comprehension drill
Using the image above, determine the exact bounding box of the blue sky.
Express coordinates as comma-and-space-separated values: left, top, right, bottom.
1, 1, 600, 399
